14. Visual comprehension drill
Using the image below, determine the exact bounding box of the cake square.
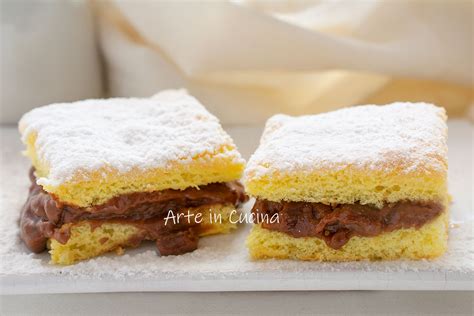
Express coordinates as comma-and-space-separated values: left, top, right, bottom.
245, 102, 448, 261
19, 89, 247, 264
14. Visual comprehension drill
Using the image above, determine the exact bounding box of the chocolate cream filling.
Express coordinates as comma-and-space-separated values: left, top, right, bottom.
20, 168, 248, 255
252, 199, 444, 250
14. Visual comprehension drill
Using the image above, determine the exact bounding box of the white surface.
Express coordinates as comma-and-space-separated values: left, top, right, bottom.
1, 291, 474, 316
0, 121, 472, 295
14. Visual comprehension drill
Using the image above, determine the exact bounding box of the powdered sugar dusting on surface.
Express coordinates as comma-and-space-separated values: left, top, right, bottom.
1, 122, 471, 291
1, 215, 473, 281
19, 89, 244, 186
245, 103, 447, 179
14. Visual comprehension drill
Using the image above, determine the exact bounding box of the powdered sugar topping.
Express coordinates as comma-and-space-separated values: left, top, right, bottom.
245, 103, 447, 179
19, 89, 244, 186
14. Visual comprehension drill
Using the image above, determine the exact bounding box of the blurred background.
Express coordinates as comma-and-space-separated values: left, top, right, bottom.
1, 0, 473, 125
0, 3, 473, 313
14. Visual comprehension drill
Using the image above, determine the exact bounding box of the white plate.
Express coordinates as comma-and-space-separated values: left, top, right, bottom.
0, 121, 472, 294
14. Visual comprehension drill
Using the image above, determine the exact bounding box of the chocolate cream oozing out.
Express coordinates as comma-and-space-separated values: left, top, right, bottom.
20, 168, 247, 255
252, 199, 443, 250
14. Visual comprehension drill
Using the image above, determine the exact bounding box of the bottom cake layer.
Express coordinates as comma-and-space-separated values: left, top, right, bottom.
49, 204, 238, 265
246, 211, 448, 261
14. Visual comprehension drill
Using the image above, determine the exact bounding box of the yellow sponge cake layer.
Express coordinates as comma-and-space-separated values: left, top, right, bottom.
49, 222, 141, 265
244, 103, 447, 206
247, 210, 448, 261
245, 165, 446, 208
49, 204, 238, 265
24, 131, 243, 207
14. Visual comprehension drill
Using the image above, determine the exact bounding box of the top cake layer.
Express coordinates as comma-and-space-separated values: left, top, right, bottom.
244, 102, 448, 206
19, 90, 245, 207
